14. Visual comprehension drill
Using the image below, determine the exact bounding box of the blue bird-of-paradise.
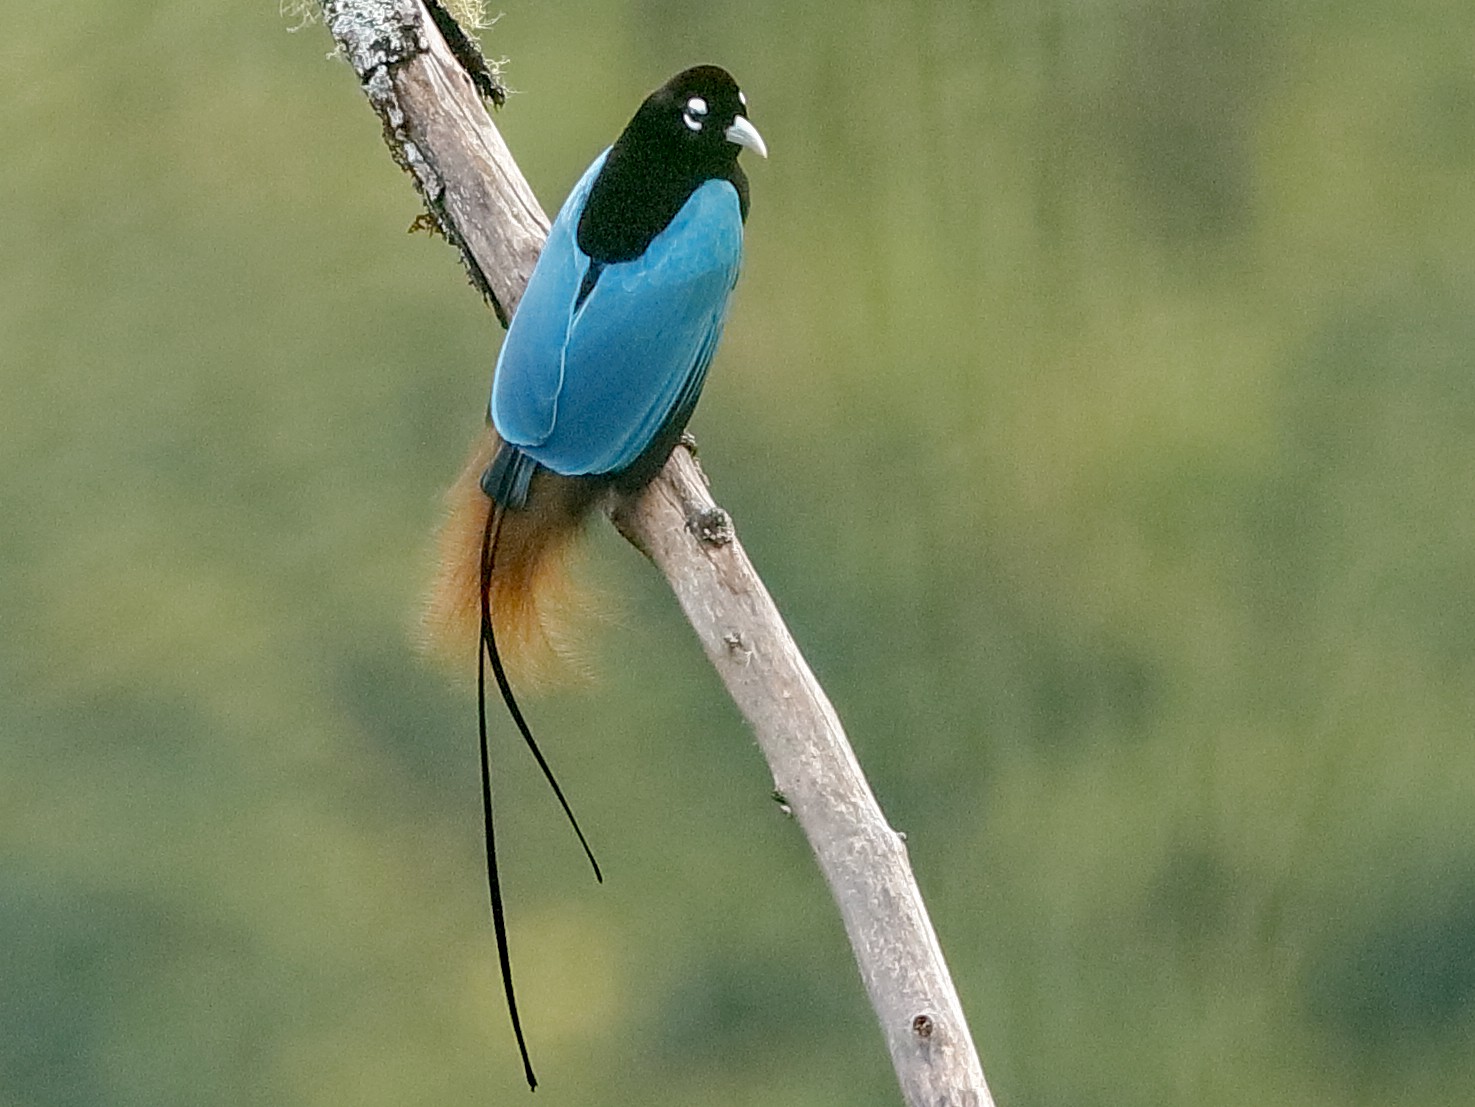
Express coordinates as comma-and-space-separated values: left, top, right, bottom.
491, 151, 741, 483
424, 65, 765, 1089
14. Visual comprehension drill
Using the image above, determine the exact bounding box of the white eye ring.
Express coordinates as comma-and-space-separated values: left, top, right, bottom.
682, 96, 707, 132
738, 90, 747, 107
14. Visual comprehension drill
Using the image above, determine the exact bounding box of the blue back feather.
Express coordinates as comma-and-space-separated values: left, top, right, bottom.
490, 149, 744, 478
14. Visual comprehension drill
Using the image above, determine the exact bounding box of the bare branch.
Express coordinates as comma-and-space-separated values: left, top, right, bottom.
321, 0, 544, 323
316, 3, 996, 1103
609, 450, 996, 1106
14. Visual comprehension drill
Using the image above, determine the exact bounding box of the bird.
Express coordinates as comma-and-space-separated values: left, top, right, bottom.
422, 65, 765, 1089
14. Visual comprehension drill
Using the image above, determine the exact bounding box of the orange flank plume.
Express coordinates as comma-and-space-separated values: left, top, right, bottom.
422, 426, 600, 687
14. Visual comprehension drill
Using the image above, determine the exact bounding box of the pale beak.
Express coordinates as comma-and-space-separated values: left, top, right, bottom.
724, 115, 768, 159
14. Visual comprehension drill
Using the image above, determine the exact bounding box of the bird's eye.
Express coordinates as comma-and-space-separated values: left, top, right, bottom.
738, 90, 747, 107
682, 96, 708, 133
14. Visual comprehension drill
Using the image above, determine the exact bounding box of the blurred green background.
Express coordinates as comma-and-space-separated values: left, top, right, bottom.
6, 0, 1475, 1103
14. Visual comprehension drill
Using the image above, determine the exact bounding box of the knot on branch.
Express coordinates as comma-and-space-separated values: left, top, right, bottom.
688, 505, 733, 547
722, 629, 752, 662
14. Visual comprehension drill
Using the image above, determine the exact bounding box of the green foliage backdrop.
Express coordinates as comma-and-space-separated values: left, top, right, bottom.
6, 1, 1475, 1104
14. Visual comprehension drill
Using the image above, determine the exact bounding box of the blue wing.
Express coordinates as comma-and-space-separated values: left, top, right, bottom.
490, 150, 743, 478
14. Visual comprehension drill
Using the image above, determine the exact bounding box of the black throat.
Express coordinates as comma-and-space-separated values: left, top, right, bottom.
576, 119, 749, 265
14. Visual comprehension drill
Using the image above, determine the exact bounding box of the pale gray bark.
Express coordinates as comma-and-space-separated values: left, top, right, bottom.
607, 463, 996, 1107
317, 4, 996, 1103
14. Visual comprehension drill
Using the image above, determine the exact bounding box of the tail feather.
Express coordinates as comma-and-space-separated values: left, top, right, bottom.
427, 427, 610, 1090
476, 502, 599, 1092
481, 441, 539, 508
473, 506, 536, 1087
478, 503, 604, 884
423, 427, 598, 686
429, 427, 606, 1090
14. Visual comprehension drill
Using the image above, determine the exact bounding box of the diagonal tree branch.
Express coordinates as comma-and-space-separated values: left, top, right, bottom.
316, 3, 996, 1103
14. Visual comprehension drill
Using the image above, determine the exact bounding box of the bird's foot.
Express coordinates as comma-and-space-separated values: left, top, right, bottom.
674, 432, 713, 488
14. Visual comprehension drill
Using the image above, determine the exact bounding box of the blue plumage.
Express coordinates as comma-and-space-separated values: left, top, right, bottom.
489, 150, 744, 482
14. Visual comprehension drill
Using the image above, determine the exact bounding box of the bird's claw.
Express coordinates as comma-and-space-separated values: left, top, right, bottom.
674, 433, 713, 488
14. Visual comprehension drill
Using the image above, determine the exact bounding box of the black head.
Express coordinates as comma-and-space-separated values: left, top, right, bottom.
577, 65, 766, 264
634, 65, 767, 174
